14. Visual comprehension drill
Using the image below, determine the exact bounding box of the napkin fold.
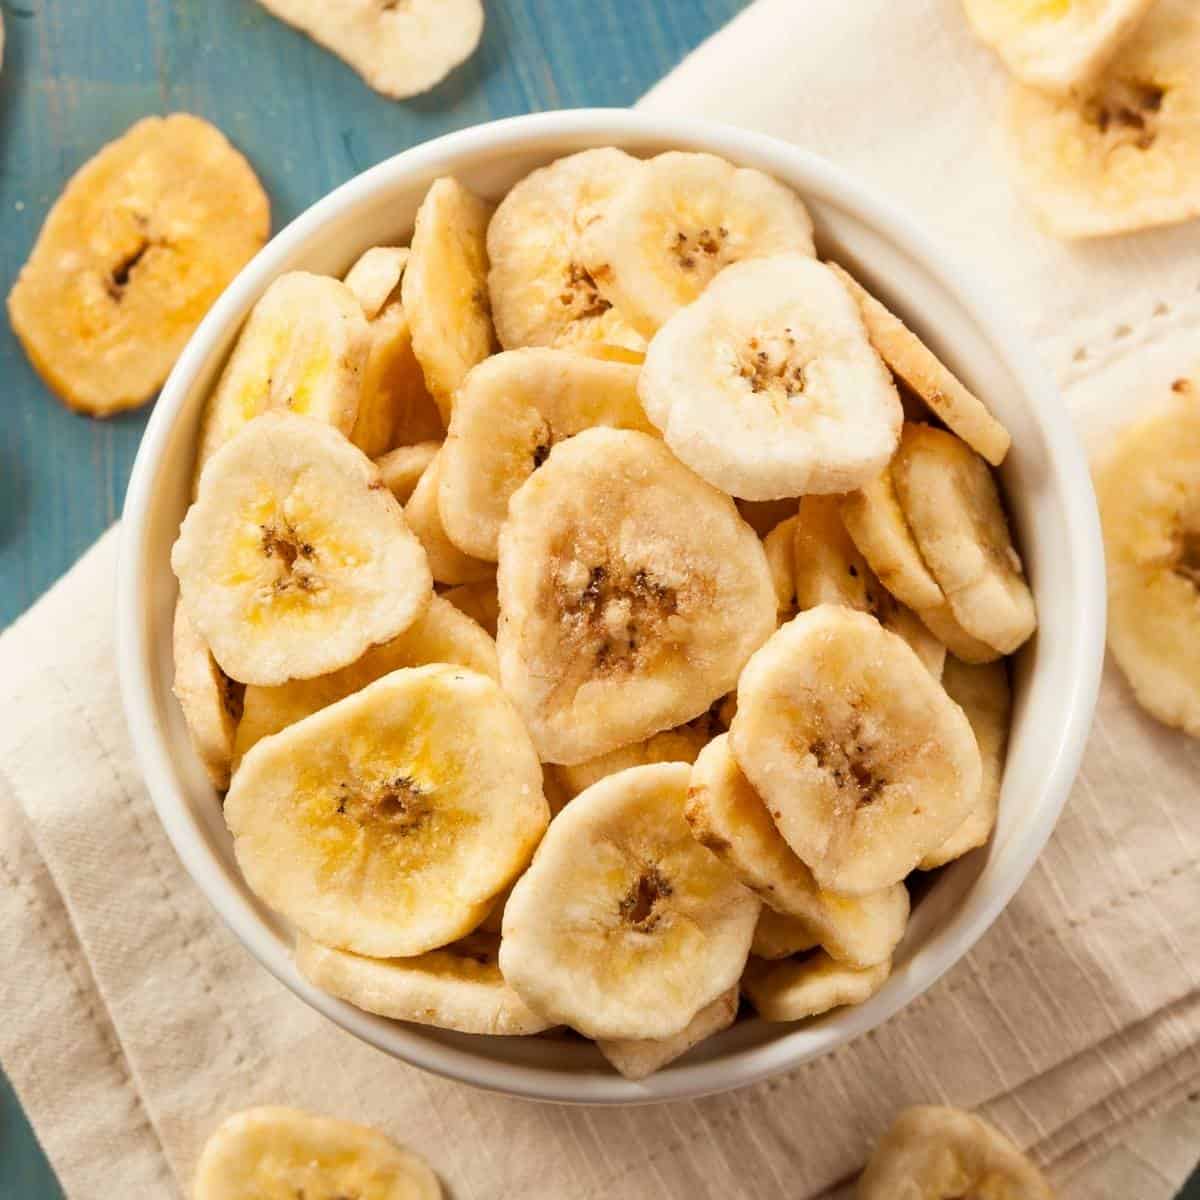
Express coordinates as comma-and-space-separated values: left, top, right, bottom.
3, 1, 1199, 1196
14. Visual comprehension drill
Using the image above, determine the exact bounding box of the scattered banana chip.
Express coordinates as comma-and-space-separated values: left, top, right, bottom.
438, 348, 652, 560
731, 606, 982, 895
8, 113, 269, 417
581, 150, 816, 337
857, 1105, 1054, 1199
828, 264, 1011, 466
920, 658, 1010, 869
194, 1106, 441, 1200
500, 762, 759, 1040
233, 595, 497, 762
375, 441, 441, 506
742, 951, 890, 1022
486, 148, 648, 353
405, 450, 496, 585
172, 600, 242, 791
441, 578, 500, 639
596, 987, 738, 1081
226, 664, 548, 958
962, 0, 1156, 94
402, 177, 495, 424
255, 0, 483, 100
295, 932, 551, 1036
892, 424, 1036, 657
173, 413, 432, 686
686, 735, 910, 968
751, 907, 819, 960
197, 272, 369, 472
496, 428, 777, 764
1006, 0, 1200, 239
1095, 377, 1200, 735
639, 255, 903, 500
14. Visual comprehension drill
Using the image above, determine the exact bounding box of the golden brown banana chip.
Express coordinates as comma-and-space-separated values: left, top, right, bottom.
8, 114, 268, 417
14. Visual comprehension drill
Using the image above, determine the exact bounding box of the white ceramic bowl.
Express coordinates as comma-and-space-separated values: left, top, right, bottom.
118, 109, 1105, 1104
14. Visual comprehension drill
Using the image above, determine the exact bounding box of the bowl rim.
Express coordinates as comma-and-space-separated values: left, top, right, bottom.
117, 107, 1106, 1105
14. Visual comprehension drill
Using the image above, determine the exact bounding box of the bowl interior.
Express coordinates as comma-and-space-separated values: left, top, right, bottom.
119, 111, 1103, 1104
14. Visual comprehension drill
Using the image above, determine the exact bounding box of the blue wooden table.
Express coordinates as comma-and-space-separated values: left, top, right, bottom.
1, 2, 1196, 1197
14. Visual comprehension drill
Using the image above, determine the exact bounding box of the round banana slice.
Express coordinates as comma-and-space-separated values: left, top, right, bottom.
827, 264, 1010, 466
580, 150, 816, 337
405, 451, 496, 586
441, 579, 500, 638
194, 1106, 441, 1200
1095, 379, 1200, 735
920, 658, 1010, 869
751, 908, 818, 960
254, 0, 483, 100
344, 246, 409, 320
596, 987, 738, 1081
731, 605, 981, 896
295, 932, 551, 1036
1006, 0, 1200, 239
438, 348, 652, 561
196, 272, 369, 472
686, 735, 909, 967
375, 441, 441, 506
226, 664, 548, 958
741, 951, 890, 1022
858, 1105, 1054, 1200
497, 428, 777, 764
917, 601, 1005, 665
963, 0, 1156, 94
401, 177, 495, 424
173, 413, 432, 686
499, 762, 759, 1040
486, 148, 648, 353
892, 424, 1036, 657
840, 461, 945, 613
737, 498, 799, 538
7, 114, 269, 418
234, 595, 498, 762
638, 255, 903, 501
172, 600, 242, 791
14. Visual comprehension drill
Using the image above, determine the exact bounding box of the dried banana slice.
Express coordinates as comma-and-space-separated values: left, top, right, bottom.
344, 246, 409, 320
596, 987, 738, 1081
295, 932, 551, 1036
920, 658, 1011, 869
194, 1106, 441, 1200
401, 177, 495, 424
7, 114, 268, 417
254, 0, 483, 100
858, 1105, 1054, 1200
173, 413, 432, 686
375, 441, 441, 506
963, 0, 1156, 93
405, 450, 496, 585
828, 264, 1010, 466
233, 595, 497, 762
438, 348, 652, 561
581, 151, 816, 337
172, 600, 242, 791
751, 908, 818, 960
741, 951, 890, 1022
737, 498, 799, 538
686, 735, 909, 967
486, 148, 648, 353
764, 514, 801, 618
497, 428, 776, 764
731, 605, 981, 895
196, 272, 369, 471
892, 424, 1036, 657
1006, 0, 1200, 238
638, 255, 902, 500
442, 579, 500, 638
225, 664, 548, 958
499, 762, 759, 1039
1095, 378, 1200, 735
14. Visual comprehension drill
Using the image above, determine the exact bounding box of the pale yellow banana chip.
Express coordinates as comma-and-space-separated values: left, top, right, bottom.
858, 1105, 1054, 1199
917, 601, 1006, 665
751, 907, 818, 960
194, 1106, 441, 1200
255, 0, 483, 100
344, 246, 409, 320
7, 114, 268, 417
225, 664, 548, 958
441, 579, 500, 638
405, 450, 496, 585
375, 441, 441, 506
742, 951, 890, 1022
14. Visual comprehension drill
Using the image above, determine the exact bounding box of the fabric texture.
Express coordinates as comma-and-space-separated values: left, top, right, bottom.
2, 1, 1198, 1196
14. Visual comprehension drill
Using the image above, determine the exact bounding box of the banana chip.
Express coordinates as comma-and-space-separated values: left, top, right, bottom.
751, 907, 819, 960
8, 114, 268, 417
441, 579, 500, 638
741, 951, 890, 1022
405, 450, 496, 586
375, 441, 441, 506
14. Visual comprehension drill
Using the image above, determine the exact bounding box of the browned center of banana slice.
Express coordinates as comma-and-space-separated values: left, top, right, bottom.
1083, 77, 1167, 149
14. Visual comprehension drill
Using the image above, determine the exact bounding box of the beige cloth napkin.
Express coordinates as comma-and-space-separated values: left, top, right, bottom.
2, 1, 1199, 1196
